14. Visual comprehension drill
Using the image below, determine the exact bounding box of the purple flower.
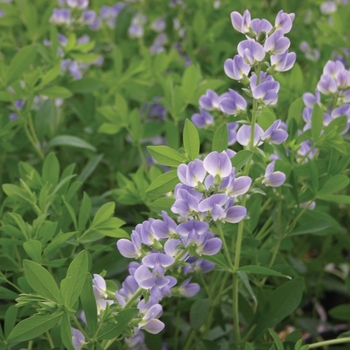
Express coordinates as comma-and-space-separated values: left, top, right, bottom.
263, 120, 288, 144
270, 50, 296, 72
142, 253, 174, 268
9, 113, 18, 121
236, 124, 264, 147
203, 151, 232, 178
151, 17, 166, 32
303, 90, 320, 108
128, 23, 144, 38
230, 10, 251, 34
274, 10, 295, 34
134, 264, 170, 290
250, 18, 273, 36
320, 1, 337, 14
238, 40, 265, 65
224, 55, 250, 81
177, 220, 209, 237
68, 61, 83, 80
178, 277, 200, 297
14, 100, 25, 110
171, 185, 202, 218
262, 161, 286, 187
264, 29, 290, 55
177, 159, 206, 187
50, 8, 70, 25
81, 10, 96, 25
317, 74, 337, 94
228, 122, 239, 145
191, 108, 214, 128
250, 73, 280, 105
92, 274, 108, 299
72, 328, 86, 350
219, 89, 247, 115
67, 0, 88, 9
199, 89, 220, 110
224, 205, 247, 223
198, 194, 228, 220
323, 60, 345, 79
336, 70, 350, 88
138, 304, 164, 334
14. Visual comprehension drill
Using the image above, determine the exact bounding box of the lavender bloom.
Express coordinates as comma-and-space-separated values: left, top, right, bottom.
138, 304, 164, 334
224, 55, 251, 81
178, 277, 200, 297
317, 74, 337, 94
199, 89, 220, 110
0, 10, 4, 17
125, 328, 149, 350
249, 18, 273, 37
66, 0, 88, 9
142, 253, 174, 268
262, 161, 286, 187
303, 90, 320, 108
177, 220, 209, 237
58, 34, 68, 45
203, 151, 232, 178
250, 73, 280, 105
263, 120, 288, 144
320, 1, 337, 14
219, 89, 247, 115
68, 61, 83, 80
230, 10, 251, 34
50, 8, 70, 25
183, 257, 215, 274
9, 113, 18, 121
336, 70, 350, 88
191, 108, 214, 128
177, 159, 206, 187
171, 185, 201, 217
151, 17, 166, 32
93, 274, 108, 299
117, 229, 142, 258
198, 194, 228, 220
228, 122, 239, 145
14, 100, 25, 110
134, 264, 170, 290
274, 10, 295, 34
72, 328, 86, 350
264, 29, 290, 55
300, 41, 320, 62
82, 10, 96, 25
323, 60, 345, 79
224, 204, 247, 223
77, 34, 89, 44
238, 40, 265, 65
270, 50, 296, 72
236, 124, 264, 147
220, 170, 252, 196
128, 23, 144, 38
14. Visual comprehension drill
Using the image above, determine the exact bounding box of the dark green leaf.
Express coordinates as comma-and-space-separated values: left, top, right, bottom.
289, 220, 331, 236
80, 274, 98, 334
253, 277, 304, 338
311, 104, 323, 142
329, 304, 350, 321
23, 240, 42, 263
7, 312, 63, 342
318, 175, 349, 196
66, 78, 103, 93
212, 124, 228, 152
190, 299, 211, 330
98, 309, 138, 340
268, 329, 284, 350
238, 266, 291, 279
231, 150, 253, 170
77, 154, 103, 184
203, 252, 231, 271
60, 312, 75, 350
0, 287, 18, 300
23, 260, 60, 302
42, 152, 60, 187
183, 119, 200, 160
4, 305, 18, 339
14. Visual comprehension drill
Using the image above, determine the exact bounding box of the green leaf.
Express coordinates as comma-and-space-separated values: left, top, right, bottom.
203, 252, 231, 271
182, 65, 200, 98
311, 103, 323, 142
77, 154, 104, 184
318, 174, 349, 196
317, 194, 350, 204
40, 86, 72, 99
146, 170, 179, 195
329, 304, 350, 321
231, 150, 253, 170
92, 202, 115, 227
7, 45, 37, 85
38, 64, 61, 87
60, 312, 75, 350
190, 299, 211, 330
42, 152, 60, 187
48, 135, 96, 152
147, 146, 186, 167
289, 220, 331, 236
80, 274, 98, 334
66, 77, 103, 93
4, 305, 18, 339
23, 260, 60, 302
238, 266, 291, 279
183, 119, 200, 160
7, 312, 63, 342
61, 251, 88, 308
78, 192, 92, 233
0, 287, 18, 300
258, 108, 276, 130
148, 197, 174, 214
23, 240, 42, 263
268, 329, 284, 350
212, 124, 228, 152
253, 277, 304, 338
287, 98, 304, 124
98, 309, 139, 340
307, 161, 318, 194
2, 184, 35, 204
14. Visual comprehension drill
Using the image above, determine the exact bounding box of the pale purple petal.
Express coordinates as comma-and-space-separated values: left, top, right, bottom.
224, 206, 247, 223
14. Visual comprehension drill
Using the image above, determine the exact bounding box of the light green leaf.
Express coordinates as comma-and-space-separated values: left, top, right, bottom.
231, 150, 253, 170
238, 266, 291, 279
92, 202, 115, 227
146, 170, 179, 195
61, 251, 88, 308
77, 154, 104, 184
23, 260, 60, 302
23, 240, 42, 263
7, 312, 63, 342
268, 329, 284, 350
66, 77, 103, 93
212, 124, 228, 152
40, 86, 72, 99
317, 194, 350, 204
48, 135, 96, 152
147, 146, 186, 167
7, 45, 37, 85
183, 119, 200, 160
60, 312, 75, 350
289, 220, 331, 236
42, 152, 60, 187
4, 305, 18, 339
80, 274, 98, 334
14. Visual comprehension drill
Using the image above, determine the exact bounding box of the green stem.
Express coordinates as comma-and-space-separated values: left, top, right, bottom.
216, 224, 234, 271
45, 331, 55, 349
72, 315, 89, 341
255, 216, 273, 240
308, 337, 350, 349
183, 329, 196, 350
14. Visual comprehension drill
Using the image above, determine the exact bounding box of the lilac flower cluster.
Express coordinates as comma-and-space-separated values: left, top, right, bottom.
191, 10, 295, 151
50, 0, 125, 30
